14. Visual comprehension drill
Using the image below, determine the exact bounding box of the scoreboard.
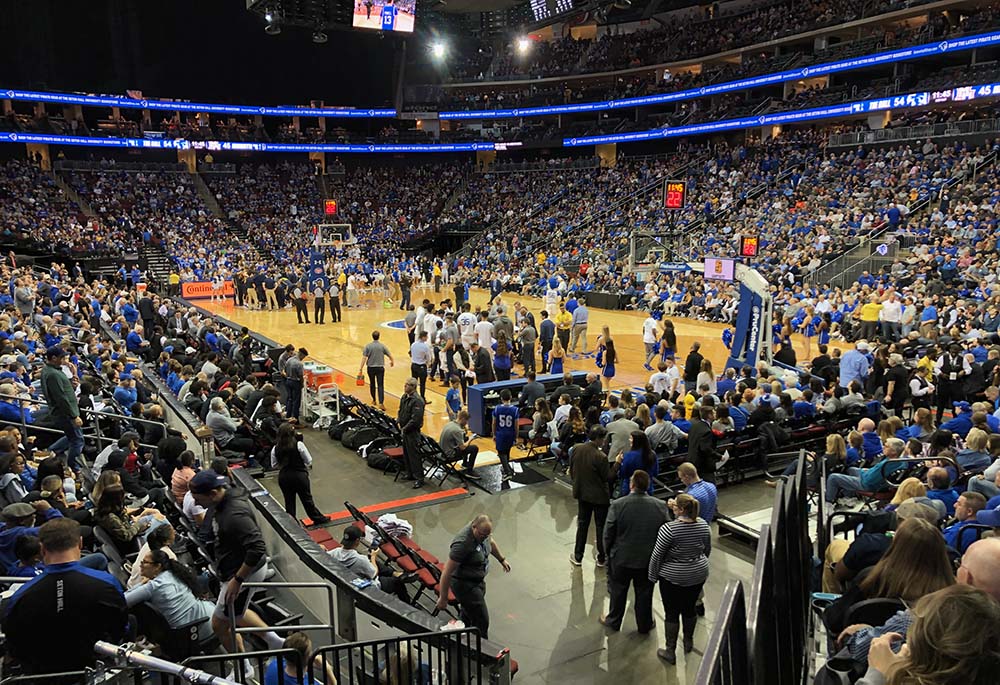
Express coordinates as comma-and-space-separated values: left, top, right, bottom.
664, 180, 687, 209
739, 234, 759, 258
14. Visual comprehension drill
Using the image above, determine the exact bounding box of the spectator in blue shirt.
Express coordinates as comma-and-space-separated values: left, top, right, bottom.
839, 340, 871, 389
955, 427, 992, 475
678, 462, 717, 522
112, 374, 138, 414
0, 385, 34, 425
942, 402, 975, 439
925, 467, 960, 517
670, 405, 691, 433
943, 492, 988, 553
792, 390, 817, 420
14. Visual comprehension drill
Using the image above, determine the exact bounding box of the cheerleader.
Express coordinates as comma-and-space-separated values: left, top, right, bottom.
549, 337, 565, 375
818, 312, 832, 346
801, 306, 819, 359
659, 319, 677, 363
595, 326, 617, 392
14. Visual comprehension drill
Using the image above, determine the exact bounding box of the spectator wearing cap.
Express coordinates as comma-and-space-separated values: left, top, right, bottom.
1, 518, 126, 675
941, 400, 975, 439
944, 492, 987, 554
0, 383, 34, 425
839, 341, 871, 389
188, 469, 285, 669
39, 345, 83, 471
113, 372, 138, 414
1, 501, 74, 571
328, 525, 413, 602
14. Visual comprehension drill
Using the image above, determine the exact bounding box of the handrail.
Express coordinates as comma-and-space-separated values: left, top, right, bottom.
0, 391, 172, 453
814, 149, 998, 287
226, 581, 337, 648
95, 641, 238, 685
828, 117, 1000, 147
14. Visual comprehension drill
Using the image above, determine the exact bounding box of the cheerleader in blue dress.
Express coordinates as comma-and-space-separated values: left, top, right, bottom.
550, 337, 565, 375
596, 326, 617, 391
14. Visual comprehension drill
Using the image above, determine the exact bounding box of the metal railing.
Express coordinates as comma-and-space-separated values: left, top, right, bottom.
310, 628, 485, 685
696, 451, 814, 684
828, 117, 1000, 148
694, 581, 749, 685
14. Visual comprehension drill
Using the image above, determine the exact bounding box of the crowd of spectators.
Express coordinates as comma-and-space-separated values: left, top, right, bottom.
444, 0, 937, 85
0, 159, 129, 257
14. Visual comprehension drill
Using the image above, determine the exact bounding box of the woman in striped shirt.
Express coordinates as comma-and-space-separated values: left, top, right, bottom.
648, 493, 712, 664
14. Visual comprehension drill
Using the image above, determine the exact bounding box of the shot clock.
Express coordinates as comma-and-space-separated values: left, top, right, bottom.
664, 180, 687, 209
739, 234, 759, 258
324, 199, 338, 216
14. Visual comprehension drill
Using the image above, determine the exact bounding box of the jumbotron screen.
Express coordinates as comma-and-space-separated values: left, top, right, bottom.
353, 0, 415, 33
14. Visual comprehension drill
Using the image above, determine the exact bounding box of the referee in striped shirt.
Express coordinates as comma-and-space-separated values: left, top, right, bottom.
648, 493, 711, 665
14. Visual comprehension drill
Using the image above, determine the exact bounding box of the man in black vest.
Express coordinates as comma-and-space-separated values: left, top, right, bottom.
934, 342, 971, 423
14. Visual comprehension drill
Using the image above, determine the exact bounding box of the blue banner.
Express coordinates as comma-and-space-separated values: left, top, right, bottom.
0, 87, 396, 118
562, 82, 998, 147
0, 131, 496, 153
658, 262, 692, 272
440, 29, 1000, 120
3, 80, 997, 153
308, 251, 329, 289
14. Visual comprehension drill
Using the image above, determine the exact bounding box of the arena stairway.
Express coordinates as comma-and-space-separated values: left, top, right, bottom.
141, 243, 173, 284
192, 171, 225, 218
50, 170, 95, 217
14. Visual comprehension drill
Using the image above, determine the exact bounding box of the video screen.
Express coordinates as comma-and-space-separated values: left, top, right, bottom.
704, 257, 735, 282
353, 0, 416, 33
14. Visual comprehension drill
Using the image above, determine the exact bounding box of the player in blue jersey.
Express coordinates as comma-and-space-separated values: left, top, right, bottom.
492, 389, 518, 482
380, 0, 398, 30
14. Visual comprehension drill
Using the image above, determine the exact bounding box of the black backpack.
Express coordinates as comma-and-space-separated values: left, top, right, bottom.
342, 425, 383, 450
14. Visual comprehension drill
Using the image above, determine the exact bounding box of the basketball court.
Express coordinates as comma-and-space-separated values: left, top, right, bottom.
200, 284, 848, 436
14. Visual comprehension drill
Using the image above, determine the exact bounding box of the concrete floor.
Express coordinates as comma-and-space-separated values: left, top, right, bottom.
260, 430, 770, 684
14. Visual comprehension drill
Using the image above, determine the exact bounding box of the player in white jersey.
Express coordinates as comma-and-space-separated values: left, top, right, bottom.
457, 304, 477, 349
545, 287, 559, 313
473, 311, 494, 349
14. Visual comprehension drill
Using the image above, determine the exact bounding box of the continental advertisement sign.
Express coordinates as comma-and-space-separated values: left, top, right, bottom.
180, 281, 235, 300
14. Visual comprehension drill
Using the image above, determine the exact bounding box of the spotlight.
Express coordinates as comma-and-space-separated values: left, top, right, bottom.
431, 42, 446, 59
312, 30, 328, 43
264, 12, 281, 35
516, 36, 531, 54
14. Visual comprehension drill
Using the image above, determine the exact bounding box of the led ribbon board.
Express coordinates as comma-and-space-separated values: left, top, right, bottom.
562, 82, 1000, 146
2, 82, 997, 153
0, 88, 396, 118
0, 133, 497, 153
439, 30, 1000, 120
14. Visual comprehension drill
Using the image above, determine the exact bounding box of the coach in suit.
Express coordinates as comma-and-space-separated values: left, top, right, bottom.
398, 378, 427, 489
688, 405, 724, 483
570, 425, 611, 566
601, 470, 669, 632
138, 292, 156, 335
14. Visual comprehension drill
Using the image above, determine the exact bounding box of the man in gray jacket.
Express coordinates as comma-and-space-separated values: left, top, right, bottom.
601, 470, 669, 632
13, 279, 34, 319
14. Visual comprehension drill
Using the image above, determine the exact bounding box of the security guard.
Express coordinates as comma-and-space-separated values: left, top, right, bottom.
436, 514, 511, 639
